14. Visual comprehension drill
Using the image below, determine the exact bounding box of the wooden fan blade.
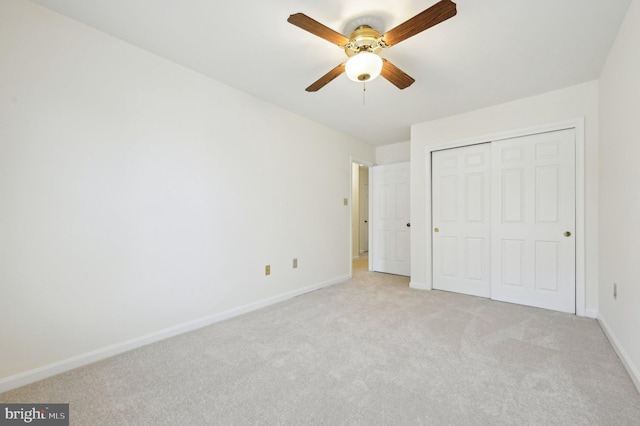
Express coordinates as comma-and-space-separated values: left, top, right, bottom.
381, 60, 415, 90
306, 63, 346, 92
288, 13, 350, 47
382, 0, 457, 47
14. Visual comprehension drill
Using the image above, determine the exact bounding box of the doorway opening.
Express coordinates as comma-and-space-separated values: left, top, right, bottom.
350, 158, 374, 276
352, 163, 369, 259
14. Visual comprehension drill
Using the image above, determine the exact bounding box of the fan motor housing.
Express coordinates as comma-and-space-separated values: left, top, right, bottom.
344, 25, 383, 57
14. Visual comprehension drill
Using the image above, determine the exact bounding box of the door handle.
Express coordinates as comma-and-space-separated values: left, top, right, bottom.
434, 227, 439, 232
406, 223, 411, 228
564, 231, 571, 237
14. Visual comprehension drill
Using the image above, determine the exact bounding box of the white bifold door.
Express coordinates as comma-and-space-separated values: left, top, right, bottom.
371, 162, 410, 276
432, 129, 576, 313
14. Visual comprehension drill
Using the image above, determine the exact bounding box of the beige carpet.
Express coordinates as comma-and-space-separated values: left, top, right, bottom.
2, 260, 639, 425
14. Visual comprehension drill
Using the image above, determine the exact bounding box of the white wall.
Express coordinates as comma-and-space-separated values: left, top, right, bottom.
598, 0, 640, 389
0, 0, 374, 388
410, 81, 600, 314
376, 141, 410, 165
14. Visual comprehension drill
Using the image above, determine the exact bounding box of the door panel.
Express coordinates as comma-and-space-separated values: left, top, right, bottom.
502, 169, 524, 222
501, 239, 524, 286
432, 144, 491, 297
535, 241, 559, 291
371, 162, 410, 276
491, 129, 576, 313
441, 236, 458, 276
465, 174, 485, 222
465, 238, 485, 280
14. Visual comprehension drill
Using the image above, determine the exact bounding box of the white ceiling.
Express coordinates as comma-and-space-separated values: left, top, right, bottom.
31, 0, 631, 146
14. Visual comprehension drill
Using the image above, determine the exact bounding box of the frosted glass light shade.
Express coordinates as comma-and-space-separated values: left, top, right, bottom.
345, 52, 383, 82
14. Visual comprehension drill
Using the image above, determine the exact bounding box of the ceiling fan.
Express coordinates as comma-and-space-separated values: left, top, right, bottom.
287, 0, 457, 92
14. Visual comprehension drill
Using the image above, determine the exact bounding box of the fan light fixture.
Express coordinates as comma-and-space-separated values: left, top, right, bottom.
345, 52, 383, 82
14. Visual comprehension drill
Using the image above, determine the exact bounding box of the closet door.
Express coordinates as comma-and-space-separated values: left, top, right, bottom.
432, 143, 491, 297
491, 129, 576, 313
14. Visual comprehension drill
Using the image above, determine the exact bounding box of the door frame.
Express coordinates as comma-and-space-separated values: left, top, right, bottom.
350, 157, 375, 277
423, 118, 587, 316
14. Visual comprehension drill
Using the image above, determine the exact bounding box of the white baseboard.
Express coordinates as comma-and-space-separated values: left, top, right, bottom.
0, 275, 350, 394
598, 314, 640, 393
410, 281, 430, 290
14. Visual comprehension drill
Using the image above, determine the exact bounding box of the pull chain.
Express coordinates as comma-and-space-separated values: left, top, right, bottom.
362, 82, 366, 106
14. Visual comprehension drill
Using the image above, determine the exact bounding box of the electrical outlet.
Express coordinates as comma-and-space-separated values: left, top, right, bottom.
265, 265, 270, 276
613, 282, 617, 300
293, 258, 298, 269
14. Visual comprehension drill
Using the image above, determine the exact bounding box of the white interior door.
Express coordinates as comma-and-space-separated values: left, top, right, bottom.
371, 162, 410, 276
432, 144, 492, 297
491, 129, 576, 313
359, 170, 369, 254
